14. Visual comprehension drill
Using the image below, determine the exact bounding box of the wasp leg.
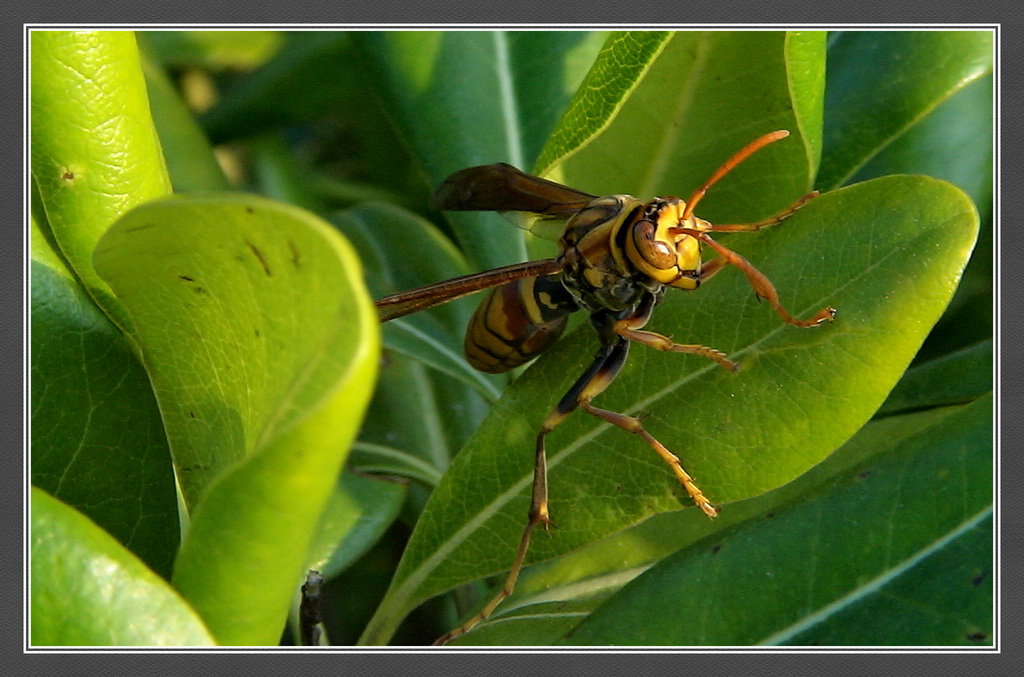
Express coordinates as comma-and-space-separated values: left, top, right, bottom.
612, 289, 738, 371
614, 325, 739, 372
536, 325, 718, 518
579, 401, 718, 518
706, 191, 819, 232
679, 229, 836, 328
597, 299, 720, 517
695, 255, 729, 284
431, 503, 541, 645
434, 337, 626, 646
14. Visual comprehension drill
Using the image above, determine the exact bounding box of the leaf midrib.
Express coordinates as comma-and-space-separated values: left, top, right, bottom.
756, 505, 992, 645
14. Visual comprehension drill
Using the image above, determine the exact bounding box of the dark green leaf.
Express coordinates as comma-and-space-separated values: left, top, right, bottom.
197, 33, 354, 143
350, 442, 446, 489
334, 203, 500, 475
877, 340, 993, 416
331, 203, 502, 400
309, 469, 408, 580
819, 30, 993, 190
31, 258, 179, 579
558, 394, 992, 646
452, 403, 969, 644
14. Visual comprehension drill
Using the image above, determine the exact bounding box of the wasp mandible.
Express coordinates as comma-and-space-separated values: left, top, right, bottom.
376, 130, 836, 644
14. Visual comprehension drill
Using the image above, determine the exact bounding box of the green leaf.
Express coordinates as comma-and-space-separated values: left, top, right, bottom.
819, 30, 993, 191
93, 193, 379, 645
30, 257, 179, 579
197, 32, 354, 144
310, 470, 409, 580
350, 30, 605, 270
452, 403, 967, 644
349, 442, 446, 489
138, 43, 231, 193
139, 30, 283, 70
557, 394, 992, 646
361, 174, 978, 645
535, 31, 672, 173
551, 31, 826, 226
331, 202, 503, 401
846, 70, 994, 360
31, 31, 172, 329
847, 73, 993, 207
31, 181, 179, 578
31, 487, 214, 646
333, 203, 500, 476
877, 340, 993, 416
249, 133, 408, 215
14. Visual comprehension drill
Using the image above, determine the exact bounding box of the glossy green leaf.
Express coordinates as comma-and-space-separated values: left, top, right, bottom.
819, 30, 993, 191
455, 394, 988, 644
31, 30, 172, 330
558, 394, 992, 646
93, 194, 379, 645
360, 174, 978, 645
551, 31, 826, 227
31, 487, 214, 646
350, 30, 605, 270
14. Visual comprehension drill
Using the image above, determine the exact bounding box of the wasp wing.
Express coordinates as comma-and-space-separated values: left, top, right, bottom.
431, 163, 596, 239
376, 258, 562, 322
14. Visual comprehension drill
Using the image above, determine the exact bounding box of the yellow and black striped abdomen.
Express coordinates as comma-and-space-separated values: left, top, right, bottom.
464, 274, 578, 374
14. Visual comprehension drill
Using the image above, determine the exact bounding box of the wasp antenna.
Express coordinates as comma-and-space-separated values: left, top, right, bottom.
682, 130, 791, 221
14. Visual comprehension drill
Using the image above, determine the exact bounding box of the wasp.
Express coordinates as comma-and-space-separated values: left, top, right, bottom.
376, 130, 836, 644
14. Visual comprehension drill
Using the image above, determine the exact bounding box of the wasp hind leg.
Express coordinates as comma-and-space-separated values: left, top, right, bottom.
431, 396, 568, 645
434, 336, 633, 645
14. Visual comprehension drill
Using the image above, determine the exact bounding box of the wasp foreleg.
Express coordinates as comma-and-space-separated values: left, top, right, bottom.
682, 230, 837, 328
